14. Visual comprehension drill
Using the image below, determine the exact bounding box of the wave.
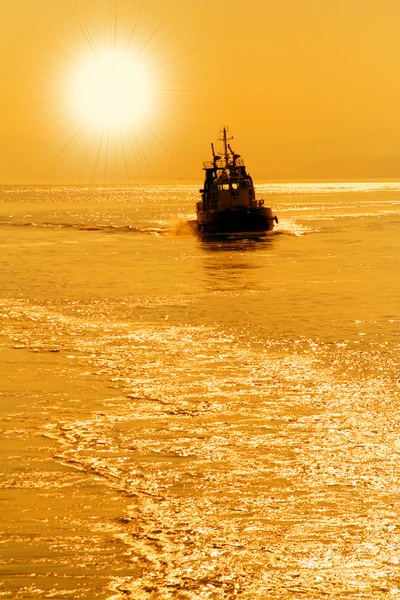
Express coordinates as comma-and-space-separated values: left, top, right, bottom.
5, 218, 305, 239
7, 221, 167, 234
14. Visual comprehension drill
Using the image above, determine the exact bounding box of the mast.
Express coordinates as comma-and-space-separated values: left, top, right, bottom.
223, 127, 229, 161
211, 143, 221, 171
219, 126, 233, 168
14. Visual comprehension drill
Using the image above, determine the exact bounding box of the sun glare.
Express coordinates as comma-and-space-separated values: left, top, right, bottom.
47, 1, 184, 181
70, 50, 153, 131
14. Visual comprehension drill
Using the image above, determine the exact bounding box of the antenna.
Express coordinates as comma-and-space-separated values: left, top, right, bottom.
211, 143, 221, 167
218, 126, 233, 167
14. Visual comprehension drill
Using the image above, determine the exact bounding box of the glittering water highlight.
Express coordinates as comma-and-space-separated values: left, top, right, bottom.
1, 183, 400, 598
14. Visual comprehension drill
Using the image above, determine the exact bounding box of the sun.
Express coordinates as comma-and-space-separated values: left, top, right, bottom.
45, 0, 187, 181
70, 49, 154, 131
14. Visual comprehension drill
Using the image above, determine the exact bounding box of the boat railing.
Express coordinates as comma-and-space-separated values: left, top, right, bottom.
203, 157, 245, 170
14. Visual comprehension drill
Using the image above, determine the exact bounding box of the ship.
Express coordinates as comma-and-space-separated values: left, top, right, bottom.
196, 127, 278, 235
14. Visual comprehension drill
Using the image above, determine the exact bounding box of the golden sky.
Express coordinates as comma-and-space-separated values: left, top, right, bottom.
1, 0, 400, 183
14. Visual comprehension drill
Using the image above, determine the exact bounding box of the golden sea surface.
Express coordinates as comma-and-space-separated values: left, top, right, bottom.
1, 183, 400, 599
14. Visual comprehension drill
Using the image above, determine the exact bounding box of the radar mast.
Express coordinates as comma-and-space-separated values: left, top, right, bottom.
219, 126, 233, 168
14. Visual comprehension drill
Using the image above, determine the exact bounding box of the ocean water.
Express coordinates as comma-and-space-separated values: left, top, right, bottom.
1, 182, 400, 599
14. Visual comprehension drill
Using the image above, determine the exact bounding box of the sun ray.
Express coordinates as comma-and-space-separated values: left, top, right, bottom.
135, 20, 169, 62
144, 124, 175, 158
92, 127, 107, 183
104, 132, 111, 180
50, 122, 87, 166
127, 128, 153, 179
124, 134, 141, 179
48, 42, 81, 67
41, 0, 190, 182
118, 134, 130, 180
110, 0, 118, 55
124, 0, 146, 55
68, 1, 98, 58
79, 130, 101, 180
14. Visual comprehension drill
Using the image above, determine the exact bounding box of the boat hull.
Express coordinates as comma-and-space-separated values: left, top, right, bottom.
196, 207, 276, 235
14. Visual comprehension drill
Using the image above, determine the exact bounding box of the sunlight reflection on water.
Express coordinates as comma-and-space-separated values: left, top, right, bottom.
1, 184, 400, 598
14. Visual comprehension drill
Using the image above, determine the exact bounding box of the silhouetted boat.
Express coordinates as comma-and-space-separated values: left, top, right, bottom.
196, 127, 278, 235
